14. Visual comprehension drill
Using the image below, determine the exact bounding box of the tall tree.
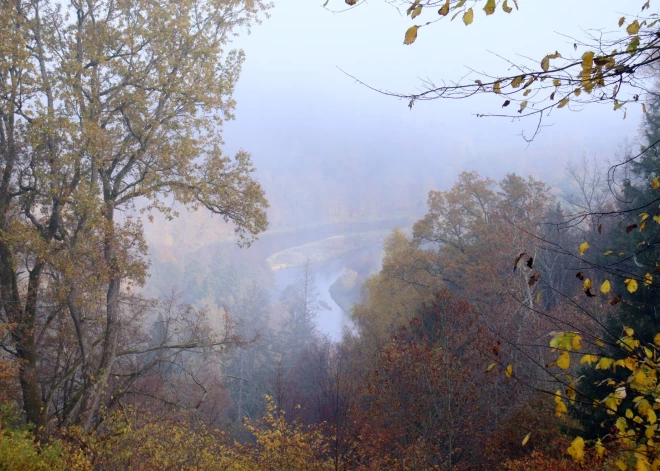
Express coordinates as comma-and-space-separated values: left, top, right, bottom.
0, 0, 269, 433
566, 92, 660, 440
225, 279, 273, 422
278, 260, 320, 364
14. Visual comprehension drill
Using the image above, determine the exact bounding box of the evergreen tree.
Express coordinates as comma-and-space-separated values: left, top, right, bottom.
277, 260, 320, 366
571, 94, 660, 438
181, 260, 208, 305
224, 280, 274, 422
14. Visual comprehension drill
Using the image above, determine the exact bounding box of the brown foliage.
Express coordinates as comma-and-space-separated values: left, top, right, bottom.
359, 291, 502, 470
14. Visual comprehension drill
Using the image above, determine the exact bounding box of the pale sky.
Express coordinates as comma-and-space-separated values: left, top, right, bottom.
223, 0, 648, 194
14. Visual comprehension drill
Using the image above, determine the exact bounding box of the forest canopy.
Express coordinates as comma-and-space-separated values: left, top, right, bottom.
2, 1, 660, 470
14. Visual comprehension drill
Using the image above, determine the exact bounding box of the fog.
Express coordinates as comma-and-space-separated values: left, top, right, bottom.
6, 0, 660, 466
144, 0, 643, 339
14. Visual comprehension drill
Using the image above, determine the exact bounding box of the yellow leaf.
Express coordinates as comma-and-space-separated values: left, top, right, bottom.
604, 250, 613, 255
643, 103, 648, 114
554, 389, 562, 404
574, 87, 581, 97
621, 39, 635, 57
653, 177, 660, 190
540, 51, 561, 72
463, 8, 474, 25
578, 241, 589, 256
483, 0, 495, 15
637, 458, 650, 471
623, 357, 637, 370
523, 88, 532, 96
553, 79, 561, 87
541, 56, 549, 71
645, 273, 653, 286
596, 357, 614, 370
595, 439, 605, 459
624, 326, 634, 337
606, 396, 621, 414
511, 75, 524, 88
438, 0, 449, 16
403, 25, 419, 45
583, 278, 592, 291
558, 97, 569, 109
654, 215, 660, 225
519, 101, 528, 113
567, 436, 585, 462
493, 81, 502, 94
556, 399, 567, 417
572, 334, 582, 351
582, 51, 595, 72
521, 432, 531, 446
627, 20, 641, 35
616, 459, 627, 471
557, 351, 570, 369
506, 364, 513, 378
625, 278, 639, 293
618, 16, 626, 27
601, 280, 611, 294
616, 416, 628, 431
411, 5, 422, 19
654, 333, 660, 347
645, 424, 658, 438
486, 363, 496, 372
502, 0, 512, 13
641, 212, 650, 221
580, 354, 598, 365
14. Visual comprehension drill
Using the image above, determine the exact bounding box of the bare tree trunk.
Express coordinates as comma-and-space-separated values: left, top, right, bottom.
0, 97, 48, 434
77, 202, 121, 430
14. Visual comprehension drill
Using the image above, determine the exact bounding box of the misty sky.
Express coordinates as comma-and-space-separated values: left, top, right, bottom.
223, 0, 646, 195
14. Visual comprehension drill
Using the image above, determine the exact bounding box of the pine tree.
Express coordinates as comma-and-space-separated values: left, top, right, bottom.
277, 260, 320, 365
225, 280, 273, 422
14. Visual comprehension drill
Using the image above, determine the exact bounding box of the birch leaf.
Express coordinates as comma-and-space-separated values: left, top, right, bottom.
463, 8, 474, 25
404, 26, 419, 45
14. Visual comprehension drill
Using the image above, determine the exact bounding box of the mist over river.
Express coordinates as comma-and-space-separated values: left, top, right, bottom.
272, 261, 346, 340
146, 216, 413, 340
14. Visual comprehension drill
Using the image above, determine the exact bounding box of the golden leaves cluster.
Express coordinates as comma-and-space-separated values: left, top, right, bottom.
395, 0, 656, 119
402, 0, 518, 45
550, 325, 660, 470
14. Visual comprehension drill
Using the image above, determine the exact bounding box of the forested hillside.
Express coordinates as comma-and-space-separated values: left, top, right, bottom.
2, 0, 660, 470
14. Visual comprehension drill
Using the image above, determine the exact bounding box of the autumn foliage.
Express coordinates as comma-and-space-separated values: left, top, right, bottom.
360, 292, 493, 470
5, 1, 660, 470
